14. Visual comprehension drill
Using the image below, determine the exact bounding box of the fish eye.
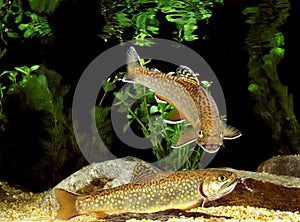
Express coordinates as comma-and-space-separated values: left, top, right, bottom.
218, 175, 227, 182
198, 130, 204, 138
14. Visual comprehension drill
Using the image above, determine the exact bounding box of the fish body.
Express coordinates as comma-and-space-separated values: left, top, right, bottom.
123, 47, 242, 153
55, 169, 237, 220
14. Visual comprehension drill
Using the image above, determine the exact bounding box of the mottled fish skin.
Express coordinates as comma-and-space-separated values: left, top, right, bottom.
123, 47, 242, 153
55, 169, 237, 220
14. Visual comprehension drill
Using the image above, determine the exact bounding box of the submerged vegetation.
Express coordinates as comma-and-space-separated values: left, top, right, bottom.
0, 0, 299, 190
0, 0, 55, 52
100, 0, 223, 43
112, 71, 206, 170
244, 0, 300, 154
0, 64, 85, 190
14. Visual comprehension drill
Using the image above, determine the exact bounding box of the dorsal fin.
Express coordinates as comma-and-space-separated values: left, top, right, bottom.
130, 161, 162, 184
133, 172, 171, 184
176, 65, 200, 84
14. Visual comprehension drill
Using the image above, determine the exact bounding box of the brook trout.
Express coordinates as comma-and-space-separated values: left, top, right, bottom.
55, 169, 237, 220
123, 47, 242, 153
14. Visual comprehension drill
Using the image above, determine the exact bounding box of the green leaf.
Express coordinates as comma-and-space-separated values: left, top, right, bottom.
15, 13, 23, 23
115, 13, 131, 27
15, 66, 30, 75
7, 71, 18, 83
18, 23, 28, 31
242, 7, 259, 15
7, 31, 20, 38
245, 19, 256, 25
24, 29, 34, 38
150, 105, 158, 114
136, 13, 147, 29
248, 83, 260, 93
147, 26, 159, 33
184, 34, 198, 41
37, 75, 47, 86
102, 81, 116, 93
0, 114, 8, 122
30, 65, 40, 71
123, 120, 132, 132
0, 48, 7, 59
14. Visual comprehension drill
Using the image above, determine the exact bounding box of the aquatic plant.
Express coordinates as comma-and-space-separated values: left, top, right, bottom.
28, 0, 63, 14
100, 0, 223, 43
244, 0, 300, 154
0, 0, 54, 58
109, 63, 213, 170
0, 64, 85, 189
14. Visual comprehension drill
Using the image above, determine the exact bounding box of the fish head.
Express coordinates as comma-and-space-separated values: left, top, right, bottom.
195, 119, 225, 153
199, 170, 237, 203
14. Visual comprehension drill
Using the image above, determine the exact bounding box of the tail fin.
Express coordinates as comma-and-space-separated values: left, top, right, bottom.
55, 188, 80, 220
123, 46, 143, 82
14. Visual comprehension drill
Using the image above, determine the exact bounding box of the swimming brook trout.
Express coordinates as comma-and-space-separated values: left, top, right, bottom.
123, 47, 242, 153
55, 169, 237, 220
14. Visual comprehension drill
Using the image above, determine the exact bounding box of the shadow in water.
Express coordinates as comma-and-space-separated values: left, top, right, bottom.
105, 209, 232, 221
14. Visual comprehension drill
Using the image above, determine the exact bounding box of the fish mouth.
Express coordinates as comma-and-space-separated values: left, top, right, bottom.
221, 179, 238, 196
200, 144, 221, 153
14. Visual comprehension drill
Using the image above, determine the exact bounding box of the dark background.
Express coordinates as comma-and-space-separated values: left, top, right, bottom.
1, 0, 299, 191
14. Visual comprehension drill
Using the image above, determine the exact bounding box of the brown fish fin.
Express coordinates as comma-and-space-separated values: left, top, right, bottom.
176, 65, 200, 85
123, 47, 142, 81
96, 211, 109, 219
55, 188, 80, 220
171, 127, 197, 148
223, 125, 242, 140
130, 160, 162, 183
181, 199, 204, 210
133, 172, 171, 184
163, 109, 186, 124
154, 93, 168, 104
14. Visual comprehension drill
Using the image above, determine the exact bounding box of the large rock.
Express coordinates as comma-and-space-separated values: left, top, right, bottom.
41, 156, 160, 210
257, 155, 300, 177
42, 156, 300, 221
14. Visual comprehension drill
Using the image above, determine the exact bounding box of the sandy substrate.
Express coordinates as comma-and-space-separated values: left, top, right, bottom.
1, 181, 299, 222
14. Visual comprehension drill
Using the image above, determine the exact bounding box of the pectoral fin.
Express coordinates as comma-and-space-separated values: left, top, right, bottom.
162, 109, 186, 124
223, 125, 242, 139
171, 127, 197, 148
154, 93, 168, 104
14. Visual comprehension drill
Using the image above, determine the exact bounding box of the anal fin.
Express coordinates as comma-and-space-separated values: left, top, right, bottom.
96, 211, 109, 219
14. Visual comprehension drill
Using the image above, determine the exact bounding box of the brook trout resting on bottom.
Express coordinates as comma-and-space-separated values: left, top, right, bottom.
55, 169, 237, 220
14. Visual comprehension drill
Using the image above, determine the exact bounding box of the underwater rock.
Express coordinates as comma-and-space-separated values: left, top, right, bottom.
41, 156, 160, 210
205, 168, 300, 212
257, 155, 300, 177
43, 156, 300, 219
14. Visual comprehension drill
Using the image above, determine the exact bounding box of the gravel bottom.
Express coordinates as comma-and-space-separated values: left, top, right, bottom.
1, 181, 299, 222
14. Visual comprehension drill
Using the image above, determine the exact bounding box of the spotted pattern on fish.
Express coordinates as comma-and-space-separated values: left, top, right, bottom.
123, 47, 241, 153
55, 169, 237, 220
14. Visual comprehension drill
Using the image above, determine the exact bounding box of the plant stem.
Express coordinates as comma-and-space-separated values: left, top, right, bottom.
98, 92, 107, 107
128, 108, 149, 135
